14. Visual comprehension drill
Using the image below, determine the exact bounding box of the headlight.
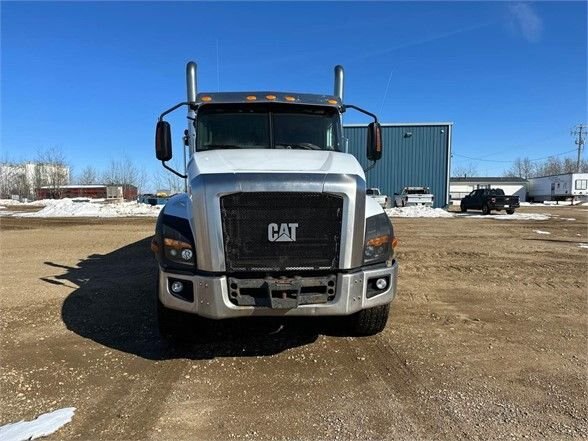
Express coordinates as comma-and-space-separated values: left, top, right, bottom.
162, 224, 194, 266
152, 213, 196, 270
363, 212, 397, 265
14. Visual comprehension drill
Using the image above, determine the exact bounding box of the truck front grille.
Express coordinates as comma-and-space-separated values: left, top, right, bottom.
220, 192, 343, 272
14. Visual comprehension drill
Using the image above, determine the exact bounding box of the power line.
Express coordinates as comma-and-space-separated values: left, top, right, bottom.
453, 148, 579, 163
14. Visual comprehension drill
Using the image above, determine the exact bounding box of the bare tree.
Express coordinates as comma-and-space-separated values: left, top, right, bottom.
77, 166, 100, 185
0, 161, 30, 199
102, 155, 149, 194
35, 147, 70, 198
504, 157, 534, 179
535, 156, 563, 177
452, 162, 478, 178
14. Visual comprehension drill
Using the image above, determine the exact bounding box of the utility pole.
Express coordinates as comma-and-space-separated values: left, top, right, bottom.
572, 124, 587, 172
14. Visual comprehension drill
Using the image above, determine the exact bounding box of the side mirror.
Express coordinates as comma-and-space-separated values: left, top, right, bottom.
367, 122, 382, 161
155, 121, 172, 161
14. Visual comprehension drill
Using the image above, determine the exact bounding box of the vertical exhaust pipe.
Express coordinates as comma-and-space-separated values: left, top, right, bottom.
186, 61, 197, 103
334, 65, 344, 101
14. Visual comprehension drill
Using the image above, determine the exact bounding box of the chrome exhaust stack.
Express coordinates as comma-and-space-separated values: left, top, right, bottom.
334, 65, 344, 101
186, 61, 197, 103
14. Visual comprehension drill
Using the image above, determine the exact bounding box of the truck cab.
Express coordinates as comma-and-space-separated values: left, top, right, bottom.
151, 62, 398, 338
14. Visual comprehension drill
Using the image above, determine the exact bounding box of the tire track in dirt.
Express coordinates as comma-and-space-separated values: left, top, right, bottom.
74, 357, 185, 439
341, 336, 472, 440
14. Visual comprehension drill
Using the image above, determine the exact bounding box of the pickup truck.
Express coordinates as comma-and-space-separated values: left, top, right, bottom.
460, 188, 520, 215
366, 188, 390, 208
394, 187, 434, 207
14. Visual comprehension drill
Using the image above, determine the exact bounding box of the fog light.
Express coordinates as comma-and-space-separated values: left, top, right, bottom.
169, 248, 178, 257
375, 278, 388, 290
171, 281, 184, 294
181, 248, 193, 261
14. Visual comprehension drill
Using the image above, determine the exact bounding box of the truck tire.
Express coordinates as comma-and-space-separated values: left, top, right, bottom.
156, 274, 193, 342
482, 204, 491, 215
351, 304, 390, 336
157, 297, 192, 342
506, 209, 515, 215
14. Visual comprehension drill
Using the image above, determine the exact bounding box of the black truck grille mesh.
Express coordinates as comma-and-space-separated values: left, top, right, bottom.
221, 192, 343, 272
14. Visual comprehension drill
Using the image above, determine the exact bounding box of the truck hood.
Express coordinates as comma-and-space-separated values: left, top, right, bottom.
191, 149, 365, 177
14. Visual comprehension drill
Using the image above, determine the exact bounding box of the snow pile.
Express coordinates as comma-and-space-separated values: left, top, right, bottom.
456, 212, 550, 221
0, 199, 25, 206
385, 206, 454, 218
12, 199, 161, 218
533, 230, 551, 235
578, 244, 588, 249
0, 407, 75, 441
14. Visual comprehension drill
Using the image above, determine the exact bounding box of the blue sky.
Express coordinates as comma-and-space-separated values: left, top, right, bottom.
1, 1, 586, 183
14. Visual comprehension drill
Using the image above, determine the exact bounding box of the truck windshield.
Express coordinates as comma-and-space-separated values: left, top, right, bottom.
196, 104, 341, 152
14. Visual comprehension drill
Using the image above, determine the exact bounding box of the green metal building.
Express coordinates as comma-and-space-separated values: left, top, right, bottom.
343, 123, 453, 208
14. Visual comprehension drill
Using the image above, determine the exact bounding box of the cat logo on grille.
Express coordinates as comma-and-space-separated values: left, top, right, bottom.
268, 223, 299, 242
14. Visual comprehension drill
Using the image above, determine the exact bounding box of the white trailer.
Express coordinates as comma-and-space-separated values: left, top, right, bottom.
527, 173, 588, 202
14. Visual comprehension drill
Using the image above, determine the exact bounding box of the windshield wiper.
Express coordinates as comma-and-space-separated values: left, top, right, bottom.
275, 143, 322, 150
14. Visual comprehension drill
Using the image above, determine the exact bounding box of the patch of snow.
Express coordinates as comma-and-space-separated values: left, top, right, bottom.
533, 230, 551, 235
456, 212, 550, 221
0, 407, 75, 441
0, 199, 24, 206
579, 243, 588, 249
385, 206, 454, 218
561, 218, 576, 221
12, 199, 161, 218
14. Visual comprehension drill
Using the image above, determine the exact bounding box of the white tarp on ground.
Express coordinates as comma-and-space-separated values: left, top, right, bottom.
0, 407, 75, 441
1, 199, 162, 218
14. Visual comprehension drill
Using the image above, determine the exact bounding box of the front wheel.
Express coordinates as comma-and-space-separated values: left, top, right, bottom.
460, 204, 466, 213
157, 297, 192, 342
482, 204, 491, 215
350, 304, 390, 336
506, 209, 515, 215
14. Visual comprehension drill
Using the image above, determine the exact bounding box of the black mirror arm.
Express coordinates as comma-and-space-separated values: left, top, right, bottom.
343, 104, 379, 123
162, 161, 187, 179
157, 101, 194, 179
158, 102, 192, 121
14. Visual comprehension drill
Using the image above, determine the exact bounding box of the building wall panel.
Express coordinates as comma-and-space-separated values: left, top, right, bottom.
344, 124, 451, 208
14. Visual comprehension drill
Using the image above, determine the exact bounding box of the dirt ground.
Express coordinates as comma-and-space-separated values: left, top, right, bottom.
1, 206, 586, 440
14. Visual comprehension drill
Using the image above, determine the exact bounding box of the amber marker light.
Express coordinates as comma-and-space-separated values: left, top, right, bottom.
164, 238, 192, 250
285, 96, 296, 102
367, 235, 390, 247
150, 238, 160, 253
246, 95, 257, 101
327, 99, 338, 104
266, 95, 277, 100
201, 96, 212, 102
391, 237, 399, 248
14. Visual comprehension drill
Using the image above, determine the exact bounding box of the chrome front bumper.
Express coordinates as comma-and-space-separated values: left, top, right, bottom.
158, 261, 398, 319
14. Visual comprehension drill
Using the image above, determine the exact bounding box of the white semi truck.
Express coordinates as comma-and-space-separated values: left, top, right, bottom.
151, 61, 398, 339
